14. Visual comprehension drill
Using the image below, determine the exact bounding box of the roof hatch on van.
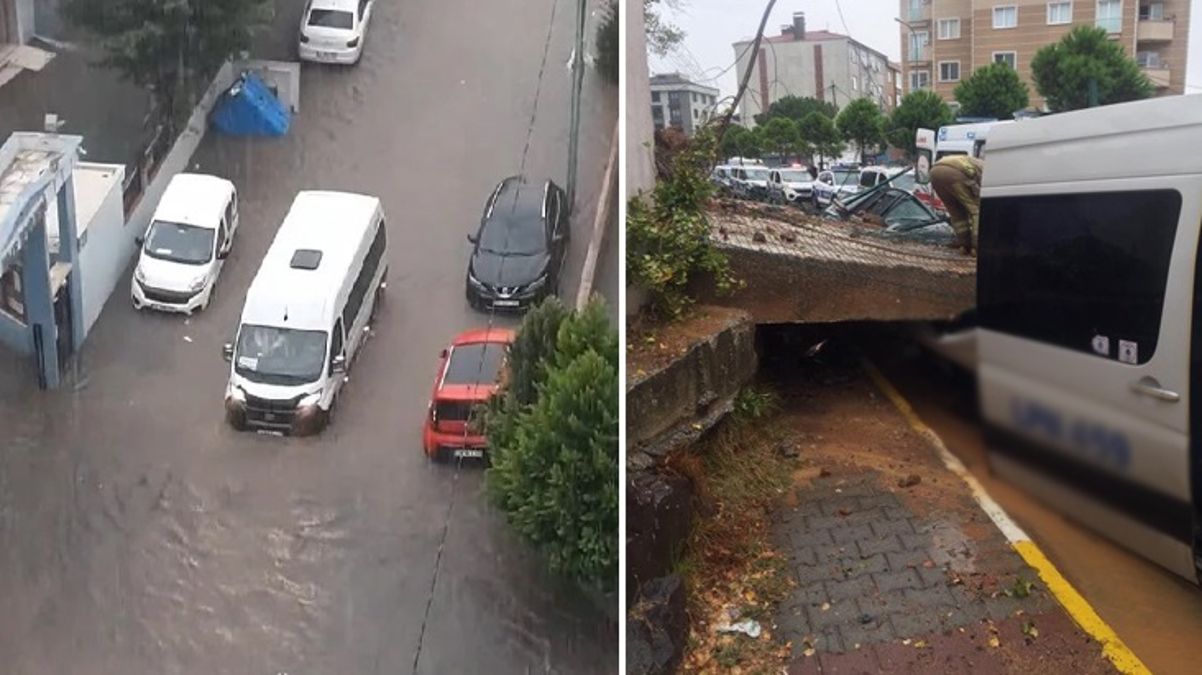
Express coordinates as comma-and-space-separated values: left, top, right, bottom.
290, 249, 323, 270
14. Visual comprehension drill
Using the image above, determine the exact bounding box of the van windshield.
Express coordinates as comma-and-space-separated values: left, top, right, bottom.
743, 168, 770, 181
143, 220, 215, 265
778, 170, 809, 182
234, 325, 328, 386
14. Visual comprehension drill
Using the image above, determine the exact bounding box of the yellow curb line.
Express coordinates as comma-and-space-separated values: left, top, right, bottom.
861, 358, 1151, 675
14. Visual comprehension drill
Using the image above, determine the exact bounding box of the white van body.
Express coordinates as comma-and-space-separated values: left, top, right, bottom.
131, 173, 238, 315
767, 167, 814, 204
935, 120, 1012, 160
224, 191, 388, 435
976, 95, 1202, 584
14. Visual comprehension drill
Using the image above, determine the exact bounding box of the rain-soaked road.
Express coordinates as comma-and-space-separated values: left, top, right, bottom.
0, 1, 617, 673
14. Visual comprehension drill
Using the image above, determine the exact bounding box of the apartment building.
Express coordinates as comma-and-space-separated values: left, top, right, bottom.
649, 73, 721, 136
899, 0, 1190, 108
733, 12, 901, 127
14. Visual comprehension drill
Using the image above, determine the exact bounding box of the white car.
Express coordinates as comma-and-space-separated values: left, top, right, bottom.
767, 167, 815, 205
132, 174, 239, 315
732, 166, 771, 201
298, 0, 374, 65
810, 168, 860, 208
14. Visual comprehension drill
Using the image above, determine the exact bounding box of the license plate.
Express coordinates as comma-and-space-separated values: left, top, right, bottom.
318, 51, 337, 59
493, 300, 520, 307
454, 448, 485, 459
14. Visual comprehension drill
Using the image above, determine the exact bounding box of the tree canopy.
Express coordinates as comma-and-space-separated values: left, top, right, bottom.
835, 98, 885, 161
954, 62, 1030, 119
759, 117, 799, 160
797, 111, 843, 166
754, 95, 837, 126
886, 90, 953, 156
65, 0, 272, 128
1031, 25, 1153, 111
719, 124, 761, 159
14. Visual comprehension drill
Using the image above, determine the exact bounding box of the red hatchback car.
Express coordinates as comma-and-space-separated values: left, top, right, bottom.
422, 327, 515, 462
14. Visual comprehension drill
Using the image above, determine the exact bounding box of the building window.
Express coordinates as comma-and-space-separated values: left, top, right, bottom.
993, 5, 1019, 28
937, 18, 962, 39
1139, 3, 1165, 20
908, 31, 929, 61
1136, 50, 1162, 67
938, 61, 961, 82
852, 76, 859, 91
1097, 0, 1122, 33
909, 70, 930, 90
651, 91, 660, 103
994, 51, 1018, 69
1048, 1, 1073, 24
691, 92, 698, 103
0, 267, 25, 323
908, 0, 924, 21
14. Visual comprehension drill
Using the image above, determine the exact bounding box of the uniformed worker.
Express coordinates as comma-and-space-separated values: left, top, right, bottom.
929, 155, 984, 255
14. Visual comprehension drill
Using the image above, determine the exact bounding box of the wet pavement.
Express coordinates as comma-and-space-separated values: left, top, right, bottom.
0, 1, 617, 673
872, 342, 1202, 675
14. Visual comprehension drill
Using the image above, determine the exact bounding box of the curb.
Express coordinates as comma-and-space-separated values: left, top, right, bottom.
575, 119, 619, 310
861, 358, 1152, 675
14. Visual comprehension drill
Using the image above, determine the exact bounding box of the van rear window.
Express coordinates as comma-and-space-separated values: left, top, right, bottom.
435, 401, 474, 422
978, 189, 1182, 364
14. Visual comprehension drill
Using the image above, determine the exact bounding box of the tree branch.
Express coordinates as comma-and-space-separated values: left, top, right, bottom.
716, 0, 778, 143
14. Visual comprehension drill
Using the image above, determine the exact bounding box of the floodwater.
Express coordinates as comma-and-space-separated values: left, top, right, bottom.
0, 0, 617, 673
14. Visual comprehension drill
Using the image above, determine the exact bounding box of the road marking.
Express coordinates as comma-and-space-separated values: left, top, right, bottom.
861, 358, 1151, 675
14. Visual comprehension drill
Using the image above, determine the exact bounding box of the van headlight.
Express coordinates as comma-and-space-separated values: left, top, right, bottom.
134, 266, 146, 284
467, 271, 487, 289
229, 385, 246, 403
298, 391, 322, 409
188, 276, 207, 292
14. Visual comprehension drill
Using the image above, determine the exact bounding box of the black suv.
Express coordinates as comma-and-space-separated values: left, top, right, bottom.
466, 176, 569, 312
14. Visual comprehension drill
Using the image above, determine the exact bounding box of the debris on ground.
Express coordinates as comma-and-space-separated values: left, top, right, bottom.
716, 618, 763, 639
898, 473, 922, 488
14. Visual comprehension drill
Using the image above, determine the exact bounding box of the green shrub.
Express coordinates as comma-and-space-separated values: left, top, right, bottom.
487, 299, 619, 589
627, 132, 738, 319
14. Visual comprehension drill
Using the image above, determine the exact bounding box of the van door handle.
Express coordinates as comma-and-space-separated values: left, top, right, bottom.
1130, 376, 1180, 402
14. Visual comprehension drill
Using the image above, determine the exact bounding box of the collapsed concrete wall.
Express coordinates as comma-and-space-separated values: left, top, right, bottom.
699, 205, 976, 323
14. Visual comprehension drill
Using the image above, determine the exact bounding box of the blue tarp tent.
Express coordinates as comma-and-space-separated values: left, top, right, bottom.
210, 72, 290, 137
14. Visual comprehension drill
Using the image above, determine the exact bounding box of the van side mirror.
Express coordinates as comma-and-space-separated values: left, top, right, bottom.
135, 235, 144, 247
331, 354, 347, 375
217, 248, 229, 260
467, 233, 478, 244
440, 348, 448, 359
222, 343, 233, 362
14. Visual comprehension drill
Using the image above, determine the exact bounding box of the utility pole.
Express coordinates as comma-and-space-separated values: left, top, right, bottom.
566, 0, 588, 211
829, 82, 838, 109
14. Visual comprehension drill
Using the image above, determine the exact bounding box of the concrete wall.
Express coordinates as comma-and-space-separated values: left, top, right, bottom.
626, 0, 654, 196
73, 162, 128, 337
627, 308, 758, 468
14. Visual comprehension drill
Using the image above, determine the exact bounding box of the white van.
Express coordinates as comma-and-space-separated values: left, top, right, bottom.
975, 95, 1202, 584
934, 120, 1011, 160
223, 191, 388, 435
131, 173, 238, 314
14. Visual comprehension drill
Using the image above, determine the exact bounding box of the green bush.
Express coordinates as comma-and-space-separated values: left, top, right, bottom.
627, 132, 738, 319
487, 299, 619, 589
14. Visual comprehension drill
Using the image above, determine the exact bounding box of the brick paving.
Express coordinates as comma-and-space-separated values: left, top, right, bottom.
768, 369, 1119, 673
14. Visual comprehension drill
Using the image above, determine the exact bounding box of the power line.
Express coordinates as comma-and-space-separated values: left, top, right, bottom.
833, 0, 852, 37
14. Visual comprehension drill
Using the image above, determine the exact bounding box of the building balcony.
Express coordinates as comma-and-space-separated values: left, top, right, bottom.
1143, 66, 1171, 88
1137, 19, 1174, 43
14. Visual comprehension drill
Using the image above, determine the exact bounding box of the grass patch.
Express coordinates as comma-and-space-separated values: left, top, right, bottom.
675, 395, 796, 674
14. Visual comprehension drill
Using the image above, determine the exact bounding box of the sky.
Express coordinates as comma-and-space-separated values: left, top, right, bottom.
647, 0, 1202, 100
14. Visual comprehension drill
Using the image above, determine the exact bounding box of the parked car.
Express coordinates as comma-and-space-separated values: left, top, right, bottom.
131, 173, 239, 315
422, 327, 515, 462
298, 0, 374, 65
731, 166, 771, 201
710, 165, 736, 192
466, 176, 569, 312
767, 167, 815, 205
811, 168, 859, 208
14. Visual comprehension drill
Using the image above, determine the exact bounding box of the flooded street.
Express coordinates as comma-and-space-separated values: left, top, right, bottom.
0, 0, 617, 673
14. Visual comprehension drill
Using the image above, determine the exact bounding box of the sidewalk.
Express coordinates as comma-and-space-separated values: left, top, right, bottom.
769, 358, 1129, 674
